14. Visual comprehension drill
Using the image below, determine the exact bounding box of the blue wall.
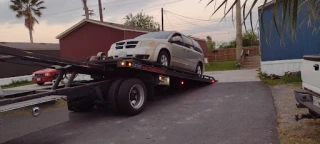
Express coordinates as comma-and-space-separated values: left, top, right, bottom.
259, 2, 320, 62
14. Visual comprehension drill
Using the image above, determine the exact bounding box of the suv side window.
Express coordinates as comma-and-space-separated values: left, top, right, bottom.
192, 39, 203, 54
182, 35, 194, 49
170, 33, 184, 46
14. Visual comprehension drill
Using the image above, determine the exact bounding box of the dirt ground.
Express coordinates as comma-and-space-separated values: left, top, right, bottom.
270, 85, 320, 144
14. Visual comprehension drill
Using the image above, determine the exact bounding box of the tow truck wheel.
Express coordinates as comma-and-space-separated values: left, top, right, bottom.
117, 78, 147, 116
107, 79, 125, 112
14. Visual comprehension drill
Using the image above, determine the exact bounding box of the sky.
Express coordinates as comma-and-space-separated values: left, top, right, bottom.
0, 0, 267, 43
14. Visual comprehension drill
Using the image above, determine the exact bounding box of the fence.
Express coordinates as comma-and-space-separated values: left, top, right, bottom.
206, 46, 260, 62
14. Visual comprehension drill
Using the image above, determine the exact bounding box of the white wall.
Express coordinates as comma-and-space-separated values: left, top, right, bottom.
261, 59, 302, 76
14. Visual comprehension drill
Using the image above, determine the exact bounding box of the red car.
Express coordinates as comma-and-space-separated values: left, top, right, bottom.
32, 68, 58, 85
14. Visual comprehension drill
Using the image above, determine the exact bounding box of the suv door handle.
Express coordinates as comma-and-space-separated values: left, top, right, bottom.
314, 64, 319, 71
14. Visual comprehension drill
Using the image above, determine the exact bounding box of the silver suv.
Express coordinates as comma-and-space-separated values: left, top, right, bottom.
108, 31, 204, 75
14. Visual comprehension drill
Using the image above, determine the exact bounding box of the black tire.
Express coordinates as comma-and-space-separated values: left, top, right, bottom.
37, 82, 44, 86
68, 97, 95, 112
107, 79, 125, 113
195, 63, 203, 76
157, 50, 170, 67
117, 78, 147, 116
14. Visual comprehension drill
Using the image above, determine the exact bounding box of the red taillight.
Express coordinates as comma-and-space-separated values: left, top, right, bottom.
212, 80, 215, 83
181, 81, 184, 85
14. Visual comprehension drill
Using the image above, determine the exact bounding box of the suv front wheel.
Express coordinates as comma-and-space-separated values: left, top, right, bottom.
157, 51, 170, 67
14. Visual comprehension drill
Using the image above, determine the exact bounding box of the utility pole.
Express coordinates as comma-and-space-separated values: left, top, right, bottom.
236, 0, 243, 64
161, 8, 164, 31
82, 0, 89, 19
98, 0, 103, 22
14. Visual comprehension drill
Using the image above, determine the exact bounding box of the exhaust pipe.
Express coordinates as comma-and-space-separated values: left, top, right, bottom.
32, 107, 40, 117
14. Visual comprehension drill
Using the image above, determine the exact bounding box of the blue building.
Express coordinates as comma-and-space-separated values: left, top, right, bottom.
259, 0, 320, 75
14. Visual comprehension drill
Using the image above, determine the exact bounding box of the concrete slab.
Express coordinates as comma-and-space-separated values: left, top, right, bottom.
205, 69, 260, 83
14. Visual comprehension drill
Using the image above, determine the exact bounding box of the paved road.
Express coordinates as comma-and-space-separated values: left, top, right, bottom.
4, 81, 279, 144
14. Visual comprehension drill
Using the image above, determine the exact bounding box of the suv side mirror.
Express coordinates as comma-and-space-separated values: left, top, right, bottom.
171, 36, 182, 43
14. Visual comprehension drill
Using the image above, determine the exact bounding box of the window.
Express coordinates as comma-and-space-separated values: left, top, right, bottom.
192, 40, 203, 54
182, 35, 194, 49
134, 31, 173, 40
171, 33, 184, 46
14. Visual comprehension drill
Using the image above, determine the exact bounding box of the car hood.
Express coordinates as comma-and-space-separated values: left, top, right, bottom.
33, 68, 57, 74
115, 39, 167, 43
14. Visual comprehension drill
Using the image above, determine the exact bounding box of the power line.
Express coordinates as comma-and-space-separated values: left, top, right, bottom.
165, 10, 217, 22
165, 11, 174, 30
167, 11, 213, 31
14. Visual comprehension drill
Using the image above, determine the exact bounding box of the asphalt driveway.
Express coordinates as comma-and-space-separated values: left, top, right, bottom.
4, 80, 279, 144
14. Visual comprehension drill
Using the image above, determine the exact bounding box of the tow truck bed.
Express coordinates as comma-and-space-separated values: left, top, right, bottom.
0, 45, 217, 116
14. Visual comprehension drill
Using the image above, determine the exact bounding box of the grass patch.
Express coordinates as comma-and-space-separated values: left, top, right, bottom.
1, 79, 34, 89
258, 71, 302, 87
205, 61, 240, 71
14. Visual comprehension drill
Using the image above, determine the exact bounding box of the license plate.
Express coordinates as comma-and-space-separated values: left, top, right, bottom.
313, 96, 320, 107
36, 78, 41, 81
118, 52, 127, 57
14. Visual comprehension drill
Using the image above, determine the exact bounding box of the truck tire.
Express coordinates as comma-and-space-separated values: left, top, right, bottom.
117, 78, 147, 116
68, 97, 95, 112
107, 79, 124, 113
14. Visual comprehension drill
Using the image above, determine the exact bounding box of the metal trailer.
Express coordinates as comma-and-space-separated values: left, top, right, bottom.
0, 45, 217, 116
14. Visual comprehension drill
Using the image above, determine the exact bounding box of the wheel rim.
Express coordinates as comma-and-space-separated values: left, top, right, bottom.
197, 65, 202, 75
160, 54, 168, 66
129, 84, 145, 109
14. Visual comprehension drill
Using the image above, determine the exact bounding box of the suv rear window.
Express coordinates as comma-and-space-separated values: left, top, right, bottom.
182, 35, 194, 49
192, 40, 203, 54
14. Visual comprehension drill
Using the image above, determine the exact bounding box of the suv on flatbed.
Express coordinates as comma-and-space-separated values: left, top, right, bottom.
294, 55, 320, 120
108, 31, 205, 75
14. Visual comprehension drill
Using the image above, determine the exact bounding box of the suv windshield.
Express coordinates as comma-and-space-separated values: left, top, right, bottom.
134, 31, 173, 40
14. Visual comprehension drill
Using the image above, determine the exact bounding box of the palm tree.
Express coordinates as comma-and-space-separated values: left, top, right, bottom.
201, 0, 320, 39
9, 0, 46, 43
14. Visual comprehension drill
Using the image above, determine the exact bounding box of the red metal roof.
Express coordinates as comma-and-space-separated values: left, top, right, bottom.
56, 19, 157, 39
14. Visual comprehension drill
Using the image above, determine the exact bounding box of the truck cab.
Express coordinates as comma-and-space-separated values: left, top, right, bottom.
294, 55, 320, 120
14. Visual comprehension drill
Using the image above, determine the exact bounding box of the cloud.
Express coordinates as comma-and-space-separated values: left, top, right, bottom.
0, 0, 266, 43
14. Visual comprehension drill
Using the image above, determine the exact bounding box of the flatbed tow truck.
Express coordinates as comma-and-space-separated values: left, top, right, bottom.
0, 45, 216, 116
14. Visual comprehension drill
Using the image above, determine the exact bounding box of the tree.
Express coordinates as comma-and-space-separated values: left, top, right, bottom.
124, 12, 160, 30
9, 0, 46, 43
219, 40, 236, 49
242, 31, 259, 47
206, 36, 216, 51
201, 0, 320, 39
219, 30, 259, 48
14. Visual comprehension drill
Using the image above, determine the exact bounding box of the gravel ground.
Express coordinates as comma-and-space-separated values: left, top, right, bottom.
270, 85, 320, 144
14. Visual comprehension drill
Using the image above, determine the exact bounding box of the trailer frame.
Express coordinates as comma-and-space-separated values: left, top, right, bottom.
0, 45, 217, 115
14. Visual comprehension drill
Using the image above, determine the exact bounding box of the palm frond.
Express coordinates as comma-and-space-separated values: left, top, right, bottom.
205, 0, 215, 8
31, 0, 38, 5
210, 0, 228, 16
35, 1, 44, 6
243, 0, 258, 23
